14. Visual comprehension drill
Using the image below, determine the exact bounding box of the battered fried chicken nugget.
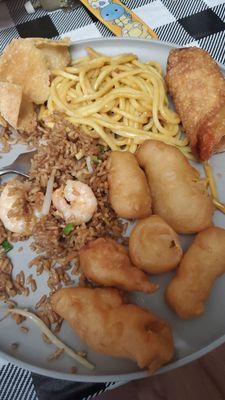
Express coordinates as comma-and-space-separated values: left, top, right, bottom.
129, 215, 183, 274
166, 227, 225, 320
108, 151, 152, 219
136, 140, 214, 234
166, 47, 225, 161
79, 237, 158, 293
51, 287, 174, 372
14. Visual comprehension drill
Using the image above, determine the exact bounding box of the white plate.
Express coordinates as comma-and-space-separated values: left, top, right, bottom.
0, 38, 225, 383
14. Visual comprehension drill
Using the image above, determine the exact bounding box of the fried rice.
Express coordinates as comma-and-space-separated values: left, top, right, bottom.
28, 114, 125, 257
0, 113, 126, 307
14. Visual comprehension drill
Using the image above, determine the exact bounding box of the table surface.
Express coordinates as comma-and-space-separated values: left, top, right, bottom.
98, 341, 225, 400
0, 0, 225, 64
0, 1, 225, 399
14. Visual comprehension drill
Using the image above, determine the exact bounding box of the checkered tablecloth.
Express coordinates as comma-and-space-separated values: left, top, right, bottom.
0, 0, 225, 399
0, 0, 225, 63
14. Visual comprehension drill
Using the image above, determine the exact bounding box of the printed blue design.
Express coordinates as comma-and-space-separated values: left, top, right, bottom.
88, 0, 151, 38
100, 3, 130, 21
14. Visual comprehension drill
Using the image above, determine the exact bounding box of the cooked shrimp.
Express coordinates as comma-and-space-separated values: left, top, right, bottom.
52, 180, 97, 225
0, 179, 34, 234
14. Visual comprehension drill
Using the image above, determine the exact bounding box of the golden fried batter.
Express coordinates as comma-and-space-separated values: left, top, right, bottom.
79, 237, 158, 293
166, 227, 225, 320
108, 151, 152, 219
129, 215, 183, 274
51, 287, 174, 373
166, 47, 225, 161
136, 140, 214, 234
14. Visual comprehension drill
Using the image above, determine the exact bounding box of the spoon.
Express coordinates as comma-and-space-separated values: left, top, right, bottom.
0, 150, 37, 178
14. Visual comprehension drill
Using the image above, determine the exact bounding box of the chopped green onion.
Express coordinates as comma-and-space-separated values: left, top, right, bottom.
98, 145, 107, 154
2, 240, 13, 253
63, 223, 74, 235
91, 156, 102, 164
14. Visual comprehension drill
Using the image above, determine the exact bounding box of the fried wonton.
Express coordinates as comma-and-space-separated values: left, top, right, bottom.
0, 81, 22, 128
0, 39, 50, 105
30, 37, 70, 47
26, 38, 71, 71
18, 96, 37, 132
0, 114, 7, 128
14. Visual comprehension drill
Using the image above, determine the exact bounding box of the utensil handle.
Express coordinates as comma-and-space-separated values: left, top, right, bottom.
80, 0, 157, 39
0, 169, 28, 178
0, 169, 13, 176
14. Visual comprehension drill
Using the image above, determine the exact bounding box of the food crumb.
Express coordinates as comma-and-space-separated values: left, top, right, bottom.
36, 265, 44, 275
70, 366, 77, 374
71, 266, 79, 275
18, 247, 23, 253
77, 351, 87, 358
53, 320, 63, 334
31, 279, 37, 292
23, 287, 30, 297
11, 313, 26, 325
35, 295, 47, 309
26, 274, 37, 292
10, 342, 19, 350
5, 299, 17, 309
15, 270, 25, 286
20, 326, 29, 334
42, 333, 52, 345
47, 348, 64, 361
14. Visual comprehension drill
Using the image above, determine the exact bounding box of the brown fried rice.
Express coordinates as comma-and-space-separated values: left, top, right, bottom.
0, 255, 17, 301
0, 113, 126, 331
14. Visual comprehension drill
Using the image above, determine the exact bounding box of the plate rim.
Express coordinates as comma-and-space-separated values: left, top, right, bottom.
1, 333, 225, 382
1, 36, 225, 383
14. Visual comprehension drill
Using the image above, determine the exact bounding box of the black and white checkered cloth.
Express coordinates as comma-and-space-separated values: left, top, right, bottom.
0, 363, 124, 400
0, 0, 225, 63
0, 0, 225, 399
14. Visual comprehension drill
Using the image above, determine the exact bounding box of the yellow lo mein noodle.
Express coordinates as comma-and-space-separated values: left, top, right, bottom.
39, 48, 192, 156
204, 162, 225, 214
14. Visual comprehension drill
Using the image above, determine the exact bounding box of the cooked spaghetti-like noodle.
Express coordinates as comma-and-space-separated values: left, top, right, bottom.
204, 162, 225, 214
40, 48, 192, 156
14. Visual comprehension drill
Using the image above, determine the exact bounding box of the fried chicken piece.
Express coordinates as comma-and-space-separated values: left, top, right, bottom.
129, 215, 183, 274
79, 237, 158, 293
51, 287, 174, 373
136, 140, 214, 233
166, 47, 225, 161
108, 151, 152, 219
166, 227, 225, 320
136, 140, 214, 234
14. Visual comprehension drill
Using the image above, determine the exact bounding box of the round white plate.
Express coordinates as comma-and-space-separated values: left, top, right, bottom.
0, 38, 225, 383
